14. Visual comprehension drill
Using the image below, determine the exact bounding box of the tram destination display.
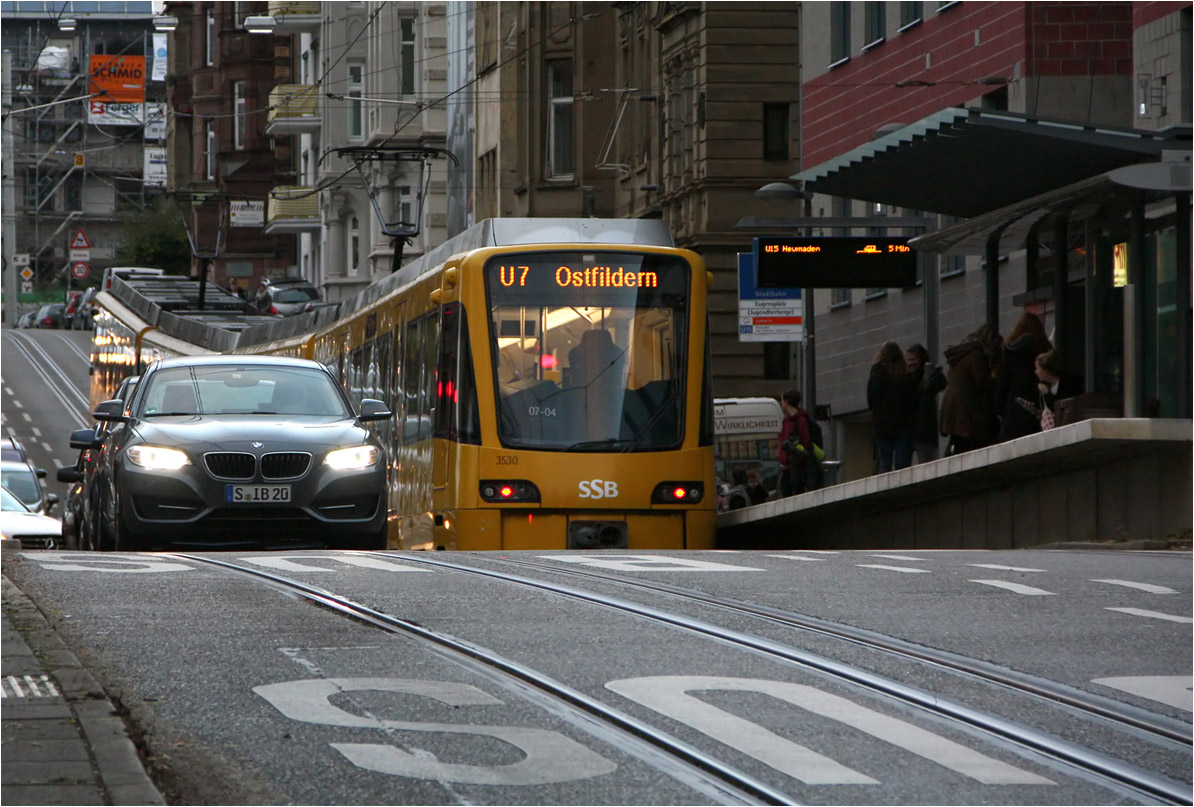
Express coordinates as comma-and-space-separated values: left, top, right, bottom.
753, 236, 918, 289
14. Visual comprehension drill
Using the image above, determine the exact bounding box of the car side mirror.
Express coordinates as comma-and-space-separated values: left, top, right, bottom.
358, 399, 393, 422
35, 467, 46, 479
46, 493, 59, 506
93, 399, 126, 421
69, 428, 103, 450
57, 467, 82, 484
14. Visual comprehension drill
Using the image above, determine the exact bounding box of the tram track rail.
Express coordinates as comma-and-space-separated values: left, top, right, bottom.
469, 555, 1193, 748
387, 552, 1193, 805
165, 552, 798, 806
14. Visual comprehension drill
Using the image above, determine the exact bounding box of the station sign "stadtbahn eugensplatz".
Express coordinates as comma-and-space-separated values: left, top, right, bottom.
753, 236, 918, 289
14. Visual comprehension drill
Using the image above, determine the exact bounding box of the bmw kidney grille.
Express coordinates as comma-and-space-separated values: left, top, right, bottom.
203, 452, 312, 480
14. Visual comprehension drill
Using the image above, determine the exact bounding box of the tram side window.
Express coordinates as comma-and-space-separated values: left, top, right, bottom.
402, 314, 437, 443
434, 302, 481, 444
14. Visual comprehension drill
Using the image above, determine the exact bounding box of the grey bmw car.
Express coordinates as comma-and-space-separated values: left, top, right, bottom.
86, 355, 391, 551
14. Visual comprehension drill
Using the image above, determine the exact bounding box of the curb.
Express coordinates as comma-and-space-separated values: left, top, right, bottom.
2, 568, 165, 806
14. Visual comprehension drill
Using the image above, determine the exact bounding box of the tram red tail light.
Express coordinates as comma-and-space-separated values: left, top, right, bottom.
480, 480, 541, 503
651, 481, 703, 504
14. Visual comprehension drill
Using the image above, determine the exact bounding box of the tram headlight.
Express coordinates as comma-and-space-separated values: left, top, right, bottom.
651, 481, 703, 504
480, 480, 541, 503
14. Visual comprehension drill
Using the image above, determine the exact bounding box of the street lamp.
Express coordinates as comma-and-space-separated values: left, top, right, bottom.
153, 16, 179, 32
243, 16, 276, 34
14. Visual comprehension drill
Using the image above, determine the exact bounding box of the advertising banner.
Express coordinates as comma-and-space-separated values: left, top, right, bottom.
89, 55, 145, 104
88, 100, 143, 126
152, 34, 168, 82
144, 147, 167, 187
230, 201, 265, 228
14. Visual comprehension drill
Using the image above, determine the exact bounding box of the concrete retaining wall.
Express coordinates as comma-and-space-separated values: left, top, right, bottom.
716, 419, 1193, 550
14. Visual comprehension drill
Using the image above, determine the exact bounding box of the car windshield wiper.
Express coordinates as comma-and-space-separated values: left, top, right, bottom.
143, 411, 199, 417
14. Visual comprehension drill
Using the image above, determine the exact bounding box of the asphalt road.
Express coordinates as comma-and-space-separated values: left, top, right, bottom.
2, 327, 1191, 805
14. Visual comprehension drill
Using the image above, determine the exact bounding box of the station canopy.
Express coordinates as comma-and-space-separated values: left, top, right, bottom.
793, 107, 1189, 222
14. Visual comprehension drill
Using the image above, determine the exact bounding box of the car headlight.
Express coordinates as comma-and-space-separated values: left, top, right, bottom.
126, 445, 191, 471
324, 445, 379, 470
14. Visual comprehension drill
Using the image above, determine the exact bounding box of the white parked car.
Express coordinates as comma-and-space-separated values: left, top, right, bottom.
1, 485, 62, 550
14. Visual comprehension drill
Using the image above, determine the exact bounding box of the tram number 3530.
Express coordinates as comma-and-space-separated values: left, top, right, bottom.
252, 675, 1054, 788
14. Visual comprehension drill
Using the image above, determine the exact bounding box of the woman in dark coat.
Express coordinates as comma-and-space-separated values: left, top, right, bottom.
939, 324, 1001, 455
995, 312, 1052, 441
866, 342, 917, 472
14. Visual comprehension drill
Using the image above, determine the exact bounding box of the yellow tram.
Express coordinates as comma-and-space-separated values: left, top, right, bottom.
92, 218, 717, 551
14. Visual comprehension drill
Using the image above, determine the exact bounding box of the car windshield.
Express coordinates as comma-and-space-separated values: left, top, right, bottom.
1, 486, 31, 512
1, 466, 40, 505
486, 250, 690, 451
138, 365, 352, 417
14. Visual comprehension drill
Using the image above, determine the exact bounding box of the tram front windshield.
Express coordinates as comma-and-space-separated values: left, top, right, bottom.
486, 251, 690, 451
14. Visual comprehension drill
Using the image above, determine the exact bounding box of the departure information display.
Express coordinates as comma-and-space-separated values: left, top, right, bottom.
753, 236, 918, 289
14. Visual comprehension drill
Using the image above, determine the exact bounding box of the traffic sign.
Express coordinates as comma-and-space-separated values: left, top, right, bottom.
13, 253, 30, 268
70, 228, 91, 249
70, 248, 91, 263
20, 267, 34, 281
71, 261, 90, 280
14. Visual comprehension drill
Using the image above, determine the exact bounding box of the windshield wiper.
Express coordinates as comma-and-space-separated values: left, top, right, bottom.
565, 438, 636, 451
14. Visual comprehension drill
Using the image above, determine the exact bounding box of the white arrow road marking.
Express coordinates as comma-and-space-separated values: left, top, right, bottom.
1104, 607, 1193, 624
241, 555, 430, 573
970, 580, 1055, 595
1091, 676, 1193, 711
1092, 579, 1178, 594
542, 555, 763, 571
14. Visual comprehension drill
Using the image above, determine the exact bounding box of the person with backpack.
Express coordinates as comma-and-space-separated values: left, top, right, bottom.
777, 388, 824, 496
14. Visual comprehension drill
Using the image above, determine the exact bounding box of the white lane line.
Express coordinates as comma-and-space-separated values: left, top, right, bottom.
21, 412, 31, 421
858, 564, 931, 574
1092, 579, 1178, 594
802, 550, 840, 554
971, 579, 1055, 595
1092, 676, 1193, 711
767, 554, 827, 562
1104, 607, 1193, 624
870, 554, 926, 562
968, 564, 1046, 573
31, 427, 41, 437
10, 399, 23, 409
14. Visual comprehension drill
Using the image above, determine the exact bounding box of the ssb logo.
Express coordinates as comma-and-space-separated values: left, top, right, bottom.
578, 479, 619, 499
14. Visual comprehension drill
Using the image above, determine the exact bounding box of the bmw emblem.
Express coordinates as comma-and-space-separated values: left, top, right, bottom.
252, 442, 264, 449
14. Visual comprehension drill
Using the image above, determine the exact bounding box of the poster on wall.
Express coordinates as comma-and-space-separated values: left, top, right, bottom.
152, 34, 168, 82
89, 55, 145, 103
144, 147, 167, 187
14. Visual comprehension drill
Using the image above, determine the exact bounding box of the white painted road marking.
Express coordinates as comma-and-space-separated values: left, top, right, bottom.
1092, 579, 1178, 594
20, 553, 193, 573
857, 564, 931, 574
607, 676, 1053, 785
254, 678, 616, 785
240, 555, 430, 573
767, 554, 828, 562
968, 564, 1046, 573
1091, 676, 1193, 711
542, 555, 763, 571
970, 580, 1055, 595
869, 554, 926, 562
1104, 607, 1193, 624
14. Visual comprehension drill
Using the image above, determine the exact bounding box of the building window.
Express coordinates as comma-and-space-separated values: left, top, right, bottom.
547, 59, 574, 178
899, 1, 923, 29
348, 216, 360, 276
864, 2, 886, 48
205, 9, 215, 66
397, 186, 413, 228
233, 81, 247, 150
347, 61, 364, 140
205, 122, 216, 180
400, 17, 415, 95
830, 2, 851, 65
762, 103, 789, 161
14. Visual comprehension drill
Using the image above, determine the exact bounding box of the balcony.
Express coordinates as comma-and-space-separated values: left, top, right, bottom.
265, 187, 320, 234
265, 85, 320, 136
268, 2, 321, 32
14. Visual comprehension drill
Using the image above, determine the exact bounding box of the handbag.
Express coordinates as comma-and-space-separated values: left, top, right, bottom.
1039, 390, 1055, 430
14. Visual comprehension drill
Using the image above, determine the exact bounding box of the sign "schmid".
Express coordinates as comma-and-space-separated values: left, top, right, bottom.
89, 55, 146, 104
